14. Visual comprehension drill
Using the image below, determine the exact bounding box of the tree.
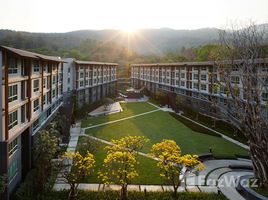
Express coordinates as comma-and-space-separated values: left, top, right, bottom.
61, 151, 95, 200
212, 22, 268, 189
34, 130, 58, 192
150, 140, 204, 198
99, 136, 149, 200
155, 90, 168, 106
103, 97, 114, 111
0, 174, 7, 194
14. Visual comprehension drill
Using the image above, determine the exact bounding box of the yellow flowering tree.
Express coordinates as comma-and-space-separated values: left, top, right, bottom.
99, 136, 149, 200
150, 139, 204, 197
61, 151, 95, 200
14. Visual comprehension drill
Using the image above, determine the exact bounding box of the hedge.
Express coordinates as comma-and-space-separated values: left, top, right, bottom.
170, 113, 221, 137
24, 190, 228, 200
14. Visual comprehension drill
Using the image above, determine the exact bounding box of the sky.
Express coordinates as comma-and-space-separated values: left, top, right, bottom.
0, 0, 267, 33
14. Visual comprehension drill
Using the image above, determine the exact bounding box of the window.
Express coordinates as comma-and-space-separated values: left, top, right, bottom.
52, 76, 56, 84
67, 78, 70, 84
85, 80, 89, 86
176, 73, 179, 78
201, 67, 207, 71
43, 78, 46, 88
85, 72, 89, 78
33, 119, 39, 132
52, 89, 56, 98
68, 67, 71, 73
8, 58, 18, 74
180, 81, 185, 87
262, 77, 268, 86
220, 86, 226, 94
8, 85, 18, 103
193, 74, 199, 80
43, 95, 46, 105
33, 79, 39, 92
193, 83, 199, 89
43, 65, 47, 72
201, 74, 207, 81
8, 138, 18, 157
52, 64, 57, 71
194, 67, 199, 71
33, 62, 40, 72
231, 76, 240, 84
180, 73, 185, 79
80, 81, 84, 87
33, 99, 39, 112
262, 66, 268, 72
201, 84, 207, 91
80, 72, 84, 79
232, 66, 239, 71
8, 159, 18, 182
262, 93, 268, 101
8, 110, 18, 130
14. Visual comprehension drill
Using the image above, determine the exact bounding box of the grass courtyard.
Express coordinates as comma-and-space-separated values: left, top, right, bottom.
77, 102, 248, 184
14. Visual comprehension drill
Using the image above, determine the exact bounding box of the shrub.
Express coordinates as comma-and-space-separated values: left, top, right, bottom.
41, 190, 229, 200
169, 113, 221, 137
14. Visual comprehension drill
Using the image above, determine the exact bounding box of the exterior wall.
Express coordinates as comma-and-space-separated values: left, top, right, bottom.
0, 48, 64, 199
73, 62, 117, 108
62, 58, 74, 93
131, 62, 268, 119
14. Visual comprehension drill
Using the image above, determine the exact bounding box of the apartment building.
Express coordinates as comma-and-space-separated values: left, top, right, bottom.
64, 59, 117, 108
131, 59, 268, 118
0, 46, 64, 199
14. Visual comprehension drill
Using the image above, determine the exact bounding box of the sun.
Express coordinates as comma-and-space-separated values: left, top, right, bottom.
121, 25, 137, 34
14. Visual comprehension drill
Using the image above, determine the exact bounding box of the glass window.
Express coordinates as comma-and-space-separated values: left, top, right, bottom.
8, 110, 18, 130
33, 61, 40, 72
180, 73, 185, 79
52, 76, 56, 84
33, 99, 39, 112
43, 78, 46, 88
8, 84, 18, 103
33, 79, 39, 92
193, 83, 199, 89
201, 84, 207, 91
231, 76, 240, 84
8, 138, 18, 157
193, 74, 199, 80
8, 159, 18, 182
262, 93, 268, 101
8, 58, 18, 74
201, 74, 207, 81
52, 89, 56, 98
180, 81, 185, 87
201, 67, 207, 71
43, 95, 46, 105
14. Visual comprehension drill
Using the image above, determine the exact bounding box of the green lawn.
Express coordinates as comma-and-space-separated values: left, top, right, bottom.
76, 136, 163, 184
83, 102, 248, 158
81, 102, 157, 127
78, 102, 249, 184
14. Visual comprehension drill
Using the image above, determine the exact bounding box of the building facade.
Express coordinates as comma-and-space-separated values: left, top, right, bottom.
0, 46, 64, 199
131, 60, 268, 119
64, 60, 117, 108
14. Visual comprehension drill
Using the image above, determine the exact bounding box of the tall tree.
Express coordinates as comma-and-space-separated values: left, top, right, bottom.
99, 136, 148, 200
212, 22, 268, 189
34, 130, 58, 192
150, 140, 204, 198
61, 151, 95, 200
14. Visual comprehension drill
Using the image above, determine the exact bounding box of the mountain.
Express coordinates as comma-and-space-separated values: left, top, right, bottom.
0, 28, 220, 55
